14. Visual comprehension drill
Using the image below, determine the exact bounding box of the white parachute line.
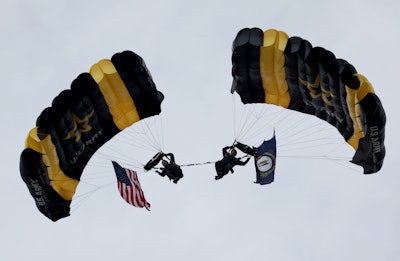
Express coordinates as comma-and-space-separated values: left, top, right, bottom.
277, 154, 360, 173
123, 115, 164, 152
275, 113, 319, 144
68, 160, 116, 213
92, 151, 146, 171
88, 144, 141, 166
278, 154, 348, 160
322, 140, 353, 158
274, 111, 344, 149
70, 180, 116, 214
87, 115, 166, 171
278, 124, 335, 148
157, 113, 165, 151
140, 115, 165, 152
232, 97, 279, 142
119, 130, 153, 150
275, 115, 352, 165
230, 94, 356, 170
232, 96, 251, 140
248, 109, 287, 138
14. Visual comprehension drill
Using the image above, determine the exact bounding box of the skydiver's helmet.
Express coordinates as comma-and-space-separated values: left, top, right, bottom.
162, 160, 168, 166
230, 148, 237, 156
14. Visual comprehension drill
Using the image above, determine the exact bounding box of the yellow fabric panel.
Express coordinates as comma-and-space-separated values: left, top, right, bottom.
90, 59, 140, 130
25, 127, 42, 153
345, 74, 374, 150
260, 29, 290, 108
355, 74, 375, 100
42, 136, 79, 200
25, 130, 79, 200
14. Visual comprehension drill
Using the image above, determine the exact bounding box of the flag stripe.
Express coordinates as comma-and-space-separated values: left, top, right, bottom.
112, 161, 150, 210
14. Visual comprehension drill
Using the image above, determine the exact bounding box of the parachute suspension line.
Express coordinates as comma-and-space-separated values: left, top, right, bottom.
70, 158, 120, 213
278, 154, 361, 173
245, 106, 286, 140
231, 94, 243, 140
124, 115, 164, 153
274, 111, 352, 163
157, 114, 165, 151
272, 111, 326, 144
232, 95, 276, 143
93, 114, 166, 171
88, 139, 145, 171
70, 118, 167, 214
142, 114, 165, 152
232, 94, 259, 141
70, 180, 117, 214
230, 94, 351, 165
234, 102, 350, 163
277, 115, 332, 148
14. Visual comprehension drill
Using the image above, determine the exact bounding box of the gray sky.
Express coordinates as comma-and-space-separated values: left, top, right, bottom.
1, 1, 399, 260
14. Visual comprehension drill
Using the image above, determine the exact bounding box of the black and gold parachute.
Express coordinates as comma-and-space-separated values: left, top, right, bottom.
20, 51, 164, 221
231, 28, 386, 174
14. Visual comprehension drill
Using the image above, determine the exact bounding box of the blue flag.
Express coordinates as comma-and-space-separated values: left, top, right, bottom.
254, 135, 276, 185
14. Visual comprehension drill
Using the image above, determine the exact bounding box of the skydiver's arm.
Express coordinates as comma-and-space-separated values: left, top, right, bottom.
164, 153, 175, 162
222, 146, 230, 156
236, 157, 250, 166
156, 169, 167, 177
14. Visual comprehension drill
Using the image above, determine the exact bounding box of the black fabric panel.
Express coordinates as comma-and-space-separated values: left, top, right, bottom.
231, 28, 265, 103
20, 148, 70, 221
284, 37, 355, 137
337, 60, 356, 140
35, 107, 72, 179
284, 37, 310, 112
248, 27, 264, 101
351, 93, 386, 174
51, 91, 89, 180
231, 28, 252, 102
303, 47, 326, 109
292, 38, 318, 116
319, 51, 347, 135
111, 51, 164, 119
71, 72, 120, 138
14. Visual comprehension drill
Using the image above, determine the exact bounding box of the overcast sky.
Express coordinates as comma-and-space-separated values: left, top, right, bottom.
1, 1, 399, 260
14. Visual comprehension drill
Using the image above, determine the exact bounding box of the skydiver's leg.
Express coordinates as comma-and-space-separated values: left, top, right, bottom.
223, 164, 234, 174
215, 161, 223, 179
215, 163, 230, 180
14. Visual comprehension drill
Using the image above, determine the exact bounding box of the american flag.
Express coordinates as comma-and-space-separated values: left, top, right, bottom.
112, 161, 150, 210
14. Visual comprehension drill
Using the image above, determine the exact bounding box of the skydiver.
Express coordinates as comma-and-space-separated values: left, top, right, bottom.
156, 153, 184, 184
214, 145, 251, 180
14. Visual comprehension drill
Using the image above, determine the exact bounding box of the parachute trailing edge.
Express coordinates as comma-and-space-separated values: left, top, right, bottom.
20, 51, 164, 221
231, 28, 386, 174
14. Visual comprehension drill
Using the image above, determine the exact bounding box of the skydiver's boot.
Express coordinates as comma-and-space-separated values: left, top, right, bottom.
215, 174, 223, 180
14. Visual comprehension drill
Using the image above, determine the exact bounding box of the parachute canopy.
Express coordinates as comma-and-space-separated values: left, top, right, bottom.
20, 51, 164, 221
231, 28, 386, 174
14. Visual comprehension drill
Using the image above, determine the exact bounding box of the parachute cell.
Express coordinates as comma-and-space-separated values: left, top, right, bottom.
20, 51, 164, 221
231, 28, 386, 174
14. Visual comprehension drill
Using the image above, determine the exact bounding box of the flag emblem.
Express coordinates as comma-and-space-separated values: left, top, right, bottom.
254, 135, 277, 185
